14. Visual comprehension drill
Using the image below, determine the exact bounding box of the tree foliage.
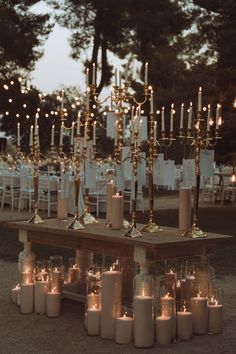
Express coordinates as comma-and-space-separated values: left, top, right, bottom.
0, 0, 52, 79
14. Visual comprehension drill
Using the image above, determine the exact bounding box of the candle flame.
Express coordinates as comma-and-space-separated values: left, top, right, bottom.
231, 174, 236, 183
165, 292, 170, 298
183, 305, 186, 312
218, 116, 223, 126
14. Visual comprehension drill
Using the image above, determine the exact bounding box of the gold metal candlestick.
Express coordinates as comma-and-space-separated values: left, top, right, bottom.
28, 128, 44, 224
141, 115, 163, 233
178, 108, 221, 238
67, 136, 84, 230
124, 132, 143, 238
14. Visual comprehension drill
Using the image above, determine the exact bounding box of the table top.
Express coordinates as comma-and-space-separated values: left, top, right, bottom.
6, 218, 232, 261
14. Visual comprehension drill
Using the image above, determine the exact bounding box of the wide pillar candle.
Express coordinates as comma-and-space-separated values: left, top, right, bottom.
20, 283, 34, 314
57, 191, 68, 220
68, 266, 79, 284
179, 187, 191, 232
177, 310, 193, 340
87, 307, 101, 335
106, 182, 117, 224
46, 290, 61, 317
191, 296, 208, 334
115, 315, 133, 344
133, 295, 154, 348
35, 280, 50, 314
208, 304, 223, 334
111, 193, 123, 229
50, 269, 62, 293
156, 315, 172, 345
100, 270, 122, 339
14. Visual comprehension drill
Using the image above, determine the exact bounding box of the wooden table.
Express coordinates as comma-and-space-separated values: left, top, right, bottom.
6, 218, 232, 302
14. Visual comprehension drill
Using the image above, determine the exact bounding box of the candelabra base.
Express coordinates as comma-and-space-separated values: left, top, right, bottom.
141, 220, 163, 233
67, 216, 85, 230
181, 226, 207, 238
123, 223, 143, 238
79, 209, 98, 224
27, 211, 45, 224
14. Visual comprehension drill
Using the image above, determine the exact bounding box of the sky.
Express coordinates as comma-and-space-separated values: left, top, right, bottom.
31, 2, 85, 93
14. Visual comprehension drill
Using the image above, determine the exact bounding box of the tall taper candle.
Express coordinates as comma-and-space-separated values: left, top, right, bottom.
187, 102, 192, 129
198, 87, 202, 112
170, 103, 174, 132
216, 104, 220, 129
92, 63, 96, 85
180, 103, 184, 130
161, 107, 165, 131
207, 104, 211, 131
70, 122, 75, 145
29, 125, 33, 146
150, 91, 154, 114
17, 123, 20, 145
86, 68, 89, 87
154, 121, 157, 146
51, 124, 55, 146
144, 62, 148, 86
93, 121, 96, 145
60, 122, 64, 145
77, 111, 81, 136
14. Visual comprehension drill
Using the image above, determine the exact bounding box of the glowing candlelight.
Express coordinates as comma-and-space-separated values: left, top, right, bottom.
207, 104, 211, 131
216, 104, 221, 129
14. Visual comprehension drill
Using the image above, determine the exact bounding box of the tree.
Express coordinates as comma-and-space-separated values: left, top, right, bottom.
0, 0, 52, 79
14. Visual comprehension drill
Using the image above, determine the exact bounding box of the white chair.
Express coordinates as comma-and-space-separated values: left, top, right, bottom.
123, 186, 144, 213
18, 172, 34, 213
88, 180, 107, 216
1, 174, 20, 211
38, 176, 58, 217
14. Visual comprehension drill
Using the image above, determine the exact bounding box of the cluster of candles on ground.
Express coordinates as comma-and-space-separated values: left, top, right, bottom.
84, 259, 223, 348
11, 256, 79, 318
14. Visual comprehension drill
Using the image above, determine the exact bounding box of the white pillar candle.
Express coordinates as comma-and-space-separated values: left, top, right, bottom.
177, 310, 193, 340
50, 124, 54, 145
190, 295, 208, 334
17, 122, 20, 145
180, 279, 186, 301
93, 121, 96, 145
144, 62, 148, 85
100, 270, 122, 339
29, 125, 33, 146
170, 103, 174, 132
60, 122, 64, 145
207, 104, 211, 131
70, 122, 75, 145
57, 191, 68, 220
20, 282, 34, 314
35, 280, 50, 314
68, 266, 79, 284
187, 102, 192, 129
133, 294, 154, 348
115, 314, 133, 344
161, 107, 165, 131
179, 187, 191, 232
156, 315, 172, 345
180, 103, 184, 130
111, 193, 123, 229
46, 289, 61, 317
87, 307, 101, 335
208, 303, 223, 334
11, 284, 21, 303
106, 181, 117, 224
50, 269, 62, 293
198, 86, 202, 112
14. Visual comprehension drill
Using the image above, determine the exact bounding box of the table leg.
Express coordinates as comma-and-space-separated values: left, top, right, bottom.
18, 229, 36, 273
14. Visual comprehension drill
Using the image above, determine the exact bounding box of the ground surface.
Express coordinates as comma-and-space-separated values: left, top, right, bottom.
0, 195, 236, 353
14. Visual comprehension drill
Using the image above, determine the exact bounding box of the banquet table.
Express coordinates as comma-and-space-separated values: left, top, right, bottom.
7, 218, 231, 301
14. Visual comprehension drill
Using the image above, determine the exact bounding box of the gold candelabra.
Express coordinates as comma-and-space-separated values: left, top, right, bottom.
178, 103, 222, 238
27, 119, 45, 224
